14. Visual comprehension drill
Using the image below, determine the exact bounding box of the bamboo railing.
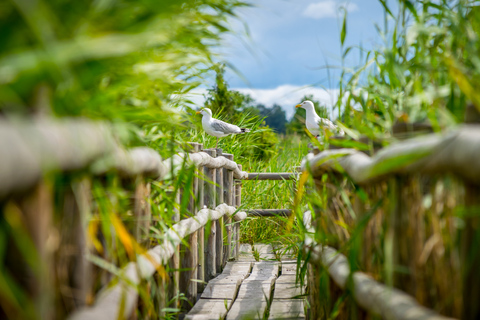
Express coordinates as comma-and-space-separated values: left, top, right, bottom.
0, 119, 249, 319
301, 125, 480, 320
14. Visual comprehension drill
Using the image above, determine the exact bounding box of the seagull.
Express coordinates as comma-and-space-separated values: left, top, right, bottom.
196, 108, 251, 148
295, 101, 344, 138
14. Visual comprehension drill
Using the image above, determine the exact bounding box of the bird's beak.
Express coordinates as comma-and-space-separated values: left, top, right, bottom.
295, 104, 302, 108
196, 111, 201, 115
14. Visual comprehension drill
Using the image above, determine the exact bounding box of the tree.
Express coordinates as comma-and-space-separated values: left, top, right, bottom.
204, 64, 254, 118
287, 94, 328, 134
257, 104, 287, 134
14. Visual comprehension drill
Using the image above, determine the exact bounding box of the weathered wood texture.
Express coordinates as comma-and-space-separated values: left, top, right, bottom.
234, 164, 242, 259
268, 300, 305, 319
196, 144, 205, 294
69, 204, 247, 320
223, 153, 234, 265
204, 149, 217, 282
462, 184, 480, 320
302, 211, 455, 320
302, 126, 480, 185
247, 209, 292, 217
246, 173, 298, 180
215, 148, 224, 273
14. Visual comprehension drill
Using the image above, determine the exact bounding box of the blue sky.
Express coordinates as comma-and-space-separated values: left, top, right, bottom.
192, 0, 394, 119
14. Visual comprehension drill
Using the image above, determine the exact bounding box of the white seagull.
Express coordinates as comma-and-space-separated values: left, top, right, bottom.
295, 101, 344, 138
196, 108, 251, 148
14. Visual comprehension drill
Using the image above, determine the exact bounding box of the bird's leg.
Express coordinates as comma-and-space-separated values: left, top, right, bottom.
216, 137, 218, 149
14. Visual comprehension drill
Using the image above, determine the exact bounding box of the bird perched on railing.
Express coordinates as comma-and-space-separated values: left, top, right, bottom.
196, 108, 251, 148
295, 100, 344, 138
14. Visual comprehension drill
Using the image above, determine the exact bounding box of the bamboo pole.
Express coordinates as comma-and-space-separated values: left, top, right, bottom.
17, 182, 54, 319
245, 172, 297, 180
223, 153, 234, 265
204, 149, 217, 281
180, 144, 199, 309
215, 148, 224, 272
169, 189, 181, 312
223, 153, 235, 264
234, 164, 242, 259
134, 176, 151, 246
196, 144, 205, 294
57, 179, 92, 317
462, 183, 480, 320
246, 209, 292, 216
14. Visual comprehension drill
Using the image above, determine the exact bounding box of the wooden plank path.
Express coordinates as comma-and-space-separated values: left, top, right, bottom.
186, 244, 306, 320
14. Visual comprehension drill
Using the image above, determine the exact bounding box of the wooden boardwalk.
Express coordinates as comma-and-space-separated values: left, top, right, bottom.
186, 244, 306, 320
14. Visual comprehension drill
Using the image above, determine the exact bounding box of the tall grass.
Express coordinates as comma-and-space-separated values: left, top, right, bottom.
298, 1, 480, 318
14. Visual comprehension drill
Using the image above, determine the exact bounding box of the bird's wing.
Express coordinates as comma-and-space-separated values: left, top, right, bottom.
317, 118, 345, 135
210, 119, 241, 134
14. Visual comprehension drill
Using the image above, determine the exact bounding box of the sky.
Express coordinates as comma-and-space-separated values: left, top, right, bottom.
190, 0, 393, 119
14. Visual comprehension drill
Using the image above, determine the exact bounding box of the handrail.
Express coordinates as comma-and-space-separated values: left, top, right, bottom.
302, 211, 456, 320
69, 204, 246, 320
0, 119, 248, 198
302, 126, 480, 184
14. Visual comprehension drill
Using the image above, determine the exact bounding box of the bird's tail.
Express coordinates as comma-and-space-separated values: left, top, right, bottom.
240, 128, 251, 133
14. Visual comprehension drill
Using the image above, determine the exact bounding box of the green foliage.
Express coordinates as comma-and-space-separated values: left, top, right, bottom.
0, 0, 248, 133
204, 64, 255, 116
257, 104, 287, 134
335, 0, 480, 142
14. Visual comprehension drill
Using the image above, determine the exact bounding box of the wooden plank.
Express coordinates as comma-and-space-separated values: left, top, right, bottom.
221, 261, 252, 278
244, 261, 279, 281
272, 283, 303, 299
254, 244, 274, 254
238, 244, 255, 262
281, 262, 297, 275
268, 300, 305, 319
276, 274, 297, 284
201, 281, 241, 301
226, 300, 268, 320
245, 173, 298, 180
215, 148, 224, 273
247, 209, 292, 217
185, 299, 230, 320
253, 244, 278, 261
236, 279, 275, 300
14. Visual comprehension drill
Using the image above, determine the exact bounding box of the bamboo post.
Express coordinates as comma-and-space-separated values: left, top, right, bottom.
56, 178, 92, 317
223, 153, 234, 264
386, 176, 409, 291
134, 176, 151, 246
234, 164, 242, 259
462, 183, 480, 320
17, 182, 54, 319
204, 149, 217, 281
196, 144, 205, 294
215, 148, 224, 272
180, 143, 199, 309
169, 189, 181, 311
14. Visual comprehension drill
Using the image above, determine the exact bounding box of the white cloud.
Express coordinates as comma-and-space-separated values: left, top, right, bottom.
184, 85, 342, 120
233, 85, 341, 119
303, 1, 359, 19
